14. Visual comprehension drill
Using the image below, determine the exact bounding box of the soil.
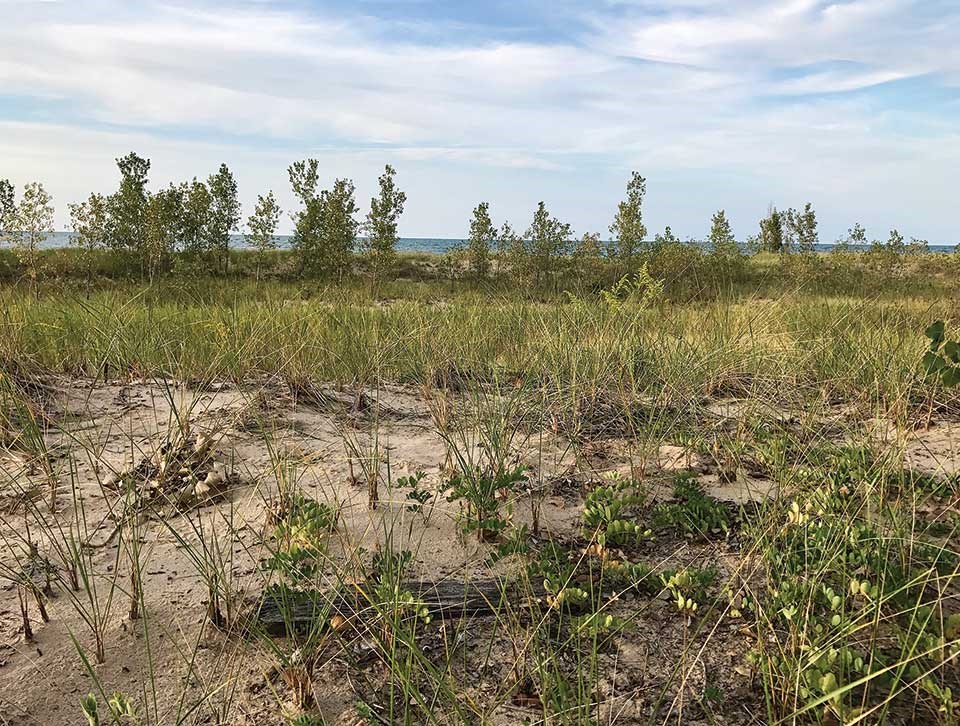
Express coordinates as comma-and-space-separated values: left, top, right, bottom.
0, 378, 955, 725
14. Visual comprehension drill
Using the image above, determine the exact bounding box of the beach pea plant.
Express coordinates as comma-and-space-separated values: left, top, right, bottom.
581, 472, 650, 546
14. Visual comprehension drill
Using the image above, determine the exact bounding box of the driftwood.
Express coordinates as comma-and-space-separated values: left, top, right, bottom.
256, 579, 549, 637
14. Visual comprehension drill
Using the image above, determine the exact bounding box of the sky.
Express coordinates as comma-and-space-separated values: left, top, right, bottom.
0, 0, 958, 242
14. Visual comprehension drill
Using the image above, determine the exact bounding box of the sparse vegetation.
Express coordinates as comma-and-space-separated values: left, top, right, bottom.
1, 165, 959, 724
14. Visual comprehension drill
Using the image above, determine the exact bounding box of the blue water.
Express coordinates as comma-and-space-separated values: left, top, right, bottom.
16, 232, 959, 255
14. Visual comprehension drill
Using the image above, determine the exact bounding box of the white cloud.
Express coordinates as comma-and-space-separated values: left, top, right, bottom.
0, 0, 957, 242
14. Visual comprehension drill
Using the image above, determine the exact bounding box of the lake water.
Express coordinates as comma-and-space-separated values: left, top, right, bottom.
14, 232, 960, 255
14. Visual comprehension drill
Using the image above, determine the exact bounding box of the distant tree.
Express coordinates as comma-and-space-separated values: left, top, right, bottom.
207, 164, 240, 275
179, 179, 212, 260
608, 171, 647, 264
0, 179, 14, 242
526, 201, 573, 288
653, 225, 680, 248
15, 182, 54, 295
466, 202, 496, 278
785, 203, 818, 253
496, 221, 526, 279
907, 237, 929, 256
107, 152, 151, 269
143, 185, 183, 282
288, 159, 322, 276
886, 228, 905, 254
707, 210, 738, 257
289, 159, 320, 206
245, 191, 281, 282
317, 178, 359, 280
68, 193, 109, 293
759, 206, 785, 253
573, 231, 605, 287
849, 223, 867, 246
362, 164, 406, 284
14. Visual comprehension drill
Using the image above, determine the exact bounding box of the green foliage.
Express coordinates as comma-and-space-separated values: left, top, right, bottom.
14, 181, 55, 291
495, 220, 527, 280
651, 474, 731, 538
179, 179, 213, 259
784, 202, 818, 253
362, 164, 406, 282
445, 465, 527, 541
368, 547, 432, 625
652, 225, 680, 249
526, 201, 573, 287
80, 692, 140, 726
708, 209, 738, 257
581, 473, 649, 546
923, 320, 960, 387
107, 152, 150, 256
466, 201, 495, 278
0, 178, 15, 239
660, 567, 717, 616
207, 163, 240, 274
68, 193, 109, 291
759, 206, 785, 253
263, 495, 337, 583
318, 178, 359, 280
290, 168, 359, 280
598, 264, 663, 308
397, 471, 431, 513
142, 185, 182, 281
608, 171, 647, 262
245, 190, 281, 281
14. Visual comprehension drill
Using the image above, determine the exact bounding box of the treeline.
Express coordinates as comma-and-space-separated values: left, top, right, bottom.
0, 157, 941, 292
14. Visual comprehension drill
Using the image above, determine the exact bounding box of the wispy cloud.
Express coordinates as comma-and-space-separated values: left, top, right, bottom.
0, 0, 957, 241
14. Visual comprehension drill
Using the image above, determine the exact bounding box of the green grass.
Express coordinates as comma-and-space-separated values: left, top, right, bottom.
2, 250, 960, 724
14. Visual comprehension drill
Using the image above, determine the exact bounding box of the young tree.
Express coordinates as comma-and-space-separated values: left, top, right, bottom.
797, 203, 818, 253
608, 171, 647, 264
573, 231, 605, 287
143, 185, 183, 283
245, 191, 281, 282
68, 193, 109, 293
759, 206, 785, 253
526, 201, 573, 288
496, 221, 526, 279
707, 210, 738, 257
207, 163, 240, 275
785, 203, 818, 253
288, 159, 323, 276
317, 178, 359, 280
107, 152, 151, 268
653, 225, 680, 248
886, 228, 905, 254
179, 179, 213, 260
362, 164, 406, 284
0, 179, 14, 243
466, 202, 496, 278
15, 182, 55, 295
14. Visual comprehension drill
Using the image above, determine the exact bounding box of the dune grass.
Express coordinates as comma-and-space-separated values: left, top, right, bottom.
0, 252, 959, 724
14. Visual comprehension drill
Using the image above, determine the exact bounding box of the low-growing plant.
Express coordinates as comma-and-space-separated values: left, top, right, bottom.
651, 473, 731, 538
445, 465, 527, 542
581, 472, 650, 546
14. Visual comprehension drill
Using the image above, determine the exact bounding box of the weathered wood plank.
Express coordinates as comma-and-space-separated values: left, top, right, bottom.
256, 579, 549, 637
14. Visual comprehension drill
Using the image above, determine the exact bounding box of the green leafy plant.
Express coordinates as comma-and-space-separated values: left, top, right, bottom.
651, 474, 731, 538
445, 465, 527, 542
923, 320, 960, 387
581, 473, 650, 546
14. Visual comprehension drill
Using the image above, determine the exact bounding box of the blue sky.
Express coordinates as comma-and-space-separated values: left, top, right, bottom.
1, 0, 958, 242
